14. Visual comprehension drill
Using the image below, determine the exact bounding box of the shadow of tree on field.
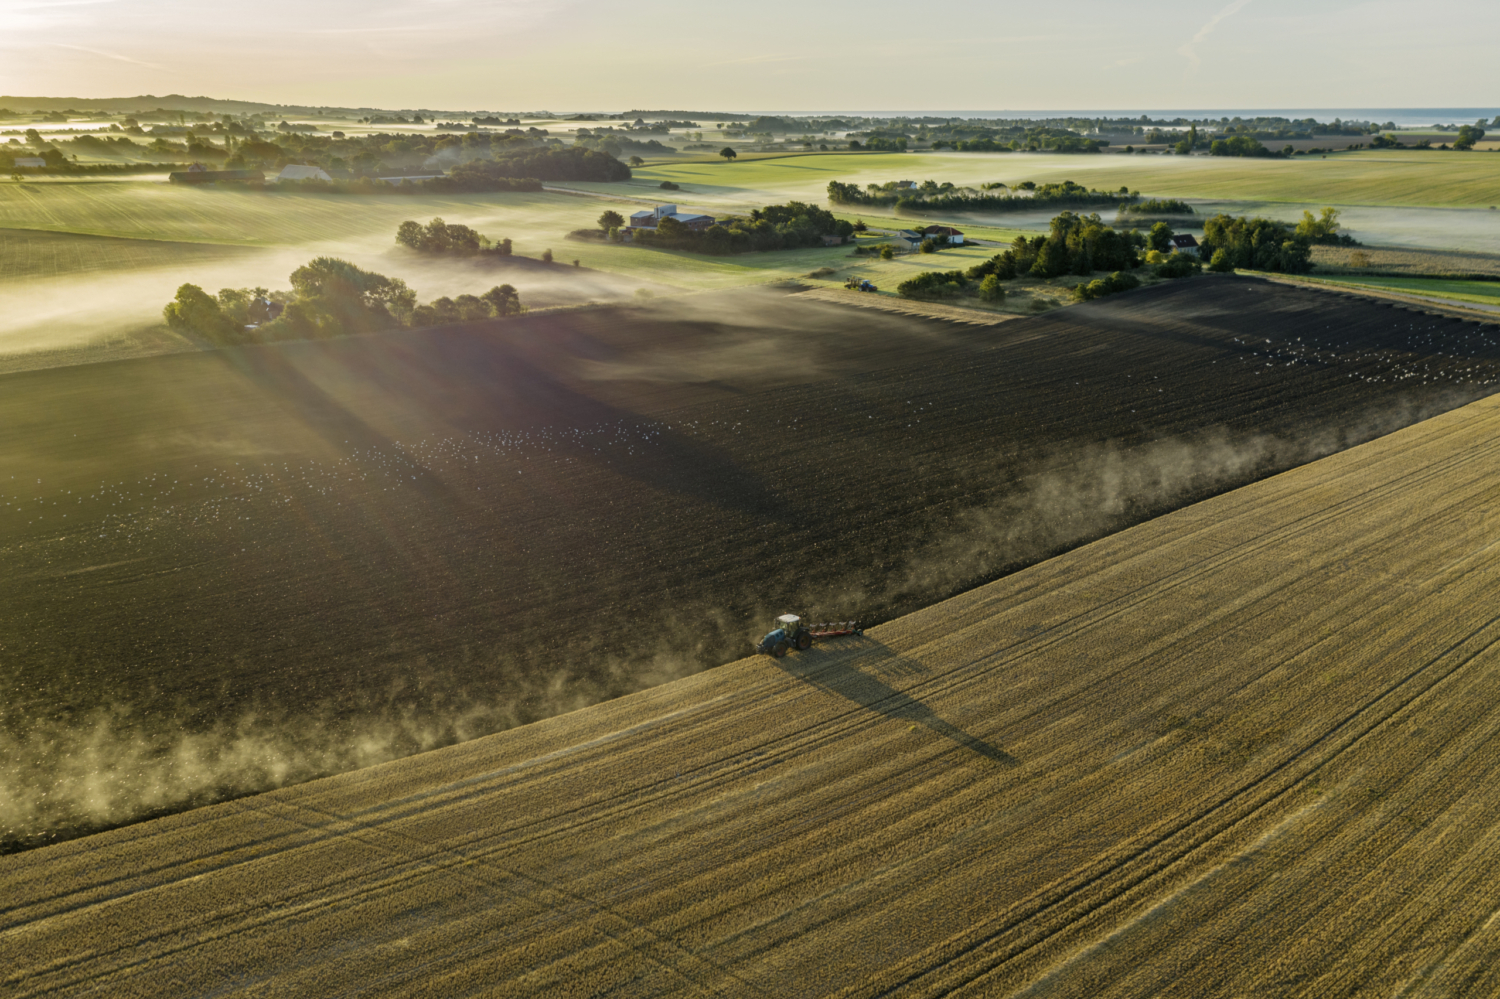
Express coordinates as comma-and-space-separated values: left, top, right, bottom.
774, 637, 1016, 765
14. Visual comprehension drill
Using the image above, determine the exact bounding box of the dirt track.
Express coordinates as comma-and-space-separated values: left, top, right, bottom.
6, 276, 1500, 850
8, 389, 1500, 996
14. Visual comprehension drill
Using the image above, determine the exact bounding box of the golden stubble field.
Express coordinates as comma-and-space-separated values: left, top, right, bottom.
8, 387, 1500, 996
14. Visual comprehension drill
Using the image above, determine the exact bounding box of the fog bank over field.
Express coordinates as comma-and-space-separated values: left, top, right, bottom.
0, 232, 666, 370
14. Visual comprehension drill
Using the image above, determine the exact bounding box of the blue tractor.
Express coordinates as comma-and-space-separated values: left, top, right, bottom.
755, 615, 863, 657
757, 614, 813, 658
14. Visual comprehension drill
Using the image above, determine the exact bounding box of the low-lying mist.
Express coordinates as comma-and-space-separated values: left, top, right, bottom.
0, 231, 665, 369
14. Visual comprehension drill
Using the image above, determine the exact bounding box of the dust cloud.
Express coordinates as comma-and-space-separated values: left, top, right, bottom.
7, 395, 1468, 854
878, 389, 1481, 607
0, 649, 703, 852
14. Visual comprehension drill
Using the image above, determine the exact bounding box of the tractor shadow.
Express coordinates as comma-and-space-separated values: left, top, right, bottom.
773, 636, 1016, 766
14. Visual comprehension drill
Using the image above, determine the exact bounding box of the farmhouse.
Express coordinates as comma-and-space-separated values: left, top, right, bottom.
277, 164, 333, 182
893, 229, 926, 250
1169, 234, 1201, 256
627, 204, 716, 231
922, 224, 965, 245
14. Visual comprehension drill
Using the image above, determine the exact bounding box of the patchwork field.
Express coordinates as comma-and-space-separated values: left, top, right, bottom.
596, 148, 1500, 210
4, 278, 1500, 853
8, 374, 1500, 997
4, 142, 1499, 366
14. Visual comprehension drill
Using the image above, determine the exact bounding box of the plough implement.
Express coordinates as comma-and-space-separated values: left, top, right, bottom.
756, 614, 863, 657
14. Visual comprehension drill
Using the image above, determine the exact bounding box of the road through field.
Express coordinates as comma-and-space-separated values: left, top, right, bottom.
8, 385, 1500, 996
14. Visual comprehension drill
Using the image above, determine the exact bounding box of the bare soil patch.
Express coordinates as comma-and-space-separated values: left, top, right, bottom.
10, 392, 1500, 995
4, 277, 1500, 849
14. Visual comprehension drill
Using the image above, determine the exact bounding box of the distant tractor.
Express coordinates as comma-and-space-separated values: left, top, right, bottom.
756, 614, 863, 657
844, 276, 879, 292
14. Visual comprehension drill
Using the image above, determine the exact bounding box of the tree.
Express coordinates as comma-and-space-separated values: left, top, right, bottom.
1455, 125, 1486, 151
598, 209, 624, 231
1294, 207, 1345, 243
481, 284, 524, 316
287, 256, 417, 331
1207, 249, 1234, 272
852, 219, 867, 232
628, 156, 644, 167
720, 147, 737, 162
162, 283, 238, 342
919, 238, 937, 253
879, 245, 895, 260
1147, 222, 1174, 253
978, 274, 1005, 302
541, 248, 553, 263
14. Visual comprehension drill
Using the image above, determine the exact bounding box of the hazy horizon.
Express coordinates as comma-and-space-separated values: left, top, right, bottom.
2, 0, 1495, 112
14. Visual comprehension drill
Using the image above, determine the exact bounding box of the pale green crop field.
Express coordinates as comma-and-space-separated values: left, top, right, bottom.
1295, 274, 1500, 308
583, 149, 1500, 211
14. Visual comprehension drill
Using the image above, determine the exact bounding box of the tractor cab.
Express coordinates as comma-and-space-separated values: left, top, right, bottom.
757, 614, 812, 658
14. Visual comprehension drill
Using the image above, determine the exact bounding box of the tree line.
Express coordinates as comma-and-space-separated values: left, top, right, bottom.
895, 211, 1204, 305
162, 257, 524, 346
828, 178, 1139, 214
395, 218, 513, 256
629, 201, 854, 255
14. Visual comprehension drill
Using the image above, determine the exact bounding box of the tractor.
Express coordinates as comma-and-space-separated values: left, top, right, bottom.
756, 614, 862, 657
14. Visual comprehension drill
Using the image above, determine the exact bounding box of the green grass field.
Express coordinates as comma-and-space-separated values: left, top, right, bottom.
3, 143, 1497, 368
1292, 273, 1500, 308
0, 227, 258, 278
590, 149, 1500, 211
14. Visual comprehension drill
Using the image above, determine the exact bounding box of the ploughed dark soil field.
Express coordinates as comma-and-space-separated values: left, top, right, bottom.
5, 276, 1500, 850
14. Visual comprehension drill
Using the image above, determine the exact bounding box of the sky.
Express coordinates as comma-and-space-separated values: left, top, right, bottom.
0, 0, 1495, 112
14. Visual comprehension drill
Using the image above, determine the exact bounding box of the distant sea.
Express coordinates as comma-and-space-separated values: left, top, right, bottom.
777, 109, 1499, 128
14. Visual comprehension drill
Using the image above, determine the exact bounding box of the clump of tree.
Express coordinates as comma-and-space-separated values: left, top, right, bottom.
828, 178, 1138, 215
1153, 254, 1202, 279
966, 212, 1143, 282
1198, 215, 1316, 274
1209, 136, 1287, 159
479, 145, 630, 182
1454, 125, 1487, 151
896, 270, 970, 300
1072, 270, 1141, 301
1121, 198, 1194, 216
410, 285, 523, 326
162, 256, 525, 346
632, 201, 854, 255
1292, 207, 1358, 246
395, 217, 513, 256
929, 126, 1107, 153
422, 163, 544, 193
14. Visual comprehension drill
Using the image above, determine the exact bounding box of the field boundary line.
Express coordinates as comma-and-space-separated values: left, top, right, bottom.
1255, 272, 1500, 321
795, 288, 1017, 326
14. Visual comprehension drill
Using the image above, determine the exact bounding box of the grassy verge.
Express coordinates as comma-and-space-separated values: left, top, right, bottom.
1311, 244, 1500, 279
1284, 273, 1500, 308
